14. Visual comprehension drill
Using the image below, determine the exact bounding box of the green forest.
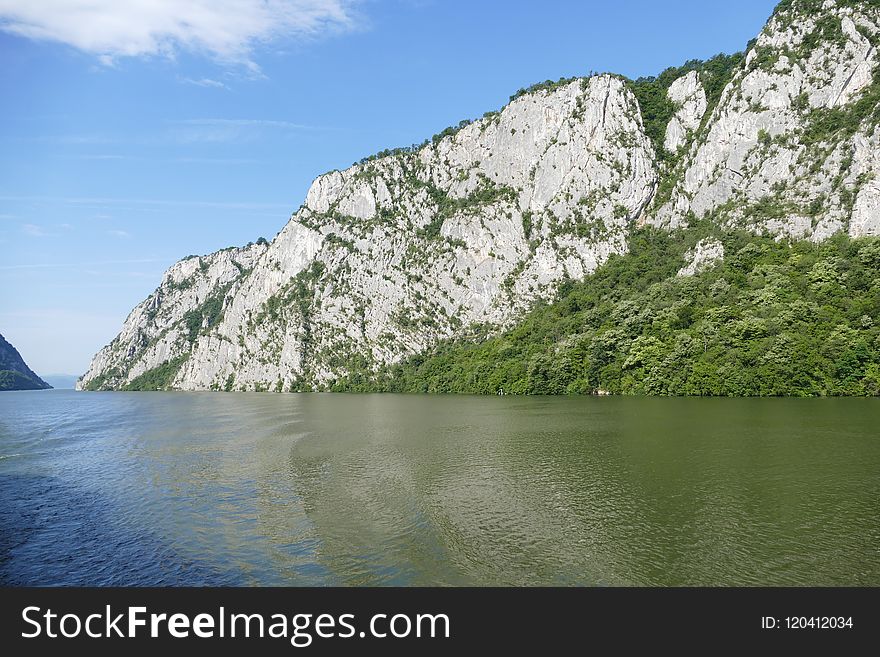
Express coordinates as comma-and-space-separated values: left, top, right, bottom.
0, 370, 49, 391
325, 227, 880, 397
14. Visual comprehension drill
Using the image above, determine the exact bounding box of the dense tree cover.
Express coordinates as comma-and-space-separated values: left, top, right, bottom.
0, 370, 49, 391
325, 228, 880, 397
123, 356, 189, 391
0, 333, 51, 390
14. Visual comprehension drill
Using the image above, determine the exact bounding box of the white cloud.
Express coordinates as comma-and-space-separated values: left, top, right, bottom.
22, 223, 54, 237
0, 0, 358, 71
107, 229, 132, 239
182, 77, 229, 90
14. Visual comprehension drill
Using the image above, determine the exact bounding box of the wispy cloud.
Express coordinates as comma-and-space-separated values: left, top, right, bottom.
177, 118, 316, 129
107, 229, 131, 239
1, 194, 291, 211
75, 154, 128, 160
176, 156, 258, 164
182, 77, 229, 90
60, 154, 254, 163
22, 223, 55, 237
34, 134, 117, 145
0, 258, 158, 271
20, 222, 73, 237
13, 120, 321, 148
0, 1, 359, 73
170, 117, 320, 143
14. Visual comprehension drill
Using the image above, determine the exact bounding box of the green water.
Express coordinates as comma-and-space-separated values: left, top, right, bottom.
1, 391, 878, 585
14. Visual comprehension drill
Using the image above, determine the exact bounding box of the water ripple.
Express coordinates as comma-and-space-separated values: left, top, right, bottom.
1, 391, 878, 585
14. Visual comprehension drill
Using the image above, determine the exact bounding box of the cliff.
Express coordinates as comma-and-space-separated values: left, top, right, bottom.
79, 0, 880, 392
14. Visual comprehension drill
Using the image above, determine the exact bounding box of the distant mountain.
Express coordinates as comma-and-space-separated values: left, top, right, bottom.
0, 334, 51, 391
41, 374, 79, 389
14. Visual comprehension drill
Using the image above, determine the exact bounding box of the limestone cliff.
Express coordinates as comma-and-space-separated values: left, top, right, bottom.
79, 0, 880, 392
81, 76, 655, 390
651, 0, 880, 240
663, 71, 708, 153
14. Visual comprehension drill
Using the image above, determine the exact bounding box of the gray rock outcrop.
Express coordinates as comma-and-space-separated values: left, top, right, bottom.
664, 71, 708, 152
652, 0, 880, 239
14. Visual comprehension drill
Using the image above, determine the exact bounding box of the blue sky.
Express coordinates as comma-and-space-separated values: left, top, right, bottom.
0, 0, 779, 376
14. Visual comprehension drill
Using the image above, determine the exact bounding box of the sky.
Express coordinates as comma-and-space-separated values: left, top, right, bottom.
0, 0, 780, 376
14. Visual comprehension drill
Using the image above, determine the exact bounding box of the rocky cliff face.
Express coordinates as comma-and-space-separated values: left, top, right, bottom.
79, 0, 880, 392
651, 0, 880, 240
81, 75, 656, 391
0, 333, 51, 391
663, 71, 708, 153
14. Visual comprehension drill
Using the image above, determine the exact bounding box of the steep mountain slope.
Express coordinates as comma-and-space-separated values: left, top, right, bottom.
651, 0, 880, 239
81, 75, 656, 391
79, 0, 880, 393
80, 240, 268, 390
0, 334, 51, 391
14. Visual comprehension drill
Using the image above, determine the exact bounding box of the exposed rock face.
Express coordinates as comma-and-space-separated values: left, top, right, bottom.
0, 333, 51, 391
80, 0, 880, 392
677, 239, 725, 277
81, 76, 656, 391
79, 242, 268, 389
652, 0, 880, 239
663, 71, 708, 152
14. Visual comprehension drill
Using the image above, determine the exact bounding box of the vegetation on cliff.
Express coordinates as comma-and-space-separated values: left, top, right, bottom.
325, 228, 880, 397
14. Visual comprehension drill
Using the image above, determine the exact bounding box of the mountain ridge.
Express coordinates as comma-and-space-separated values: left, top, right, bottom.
79, 0, 880, 394
0, 334, 52, 391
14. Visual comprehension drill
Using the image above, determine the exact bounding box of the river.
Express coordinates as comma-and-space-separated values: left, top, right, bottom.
1, 390, 877, 585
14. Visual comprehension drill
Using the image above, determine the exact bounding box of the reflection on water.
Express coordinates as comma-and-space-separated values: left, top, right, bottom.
1, 390, 878, 585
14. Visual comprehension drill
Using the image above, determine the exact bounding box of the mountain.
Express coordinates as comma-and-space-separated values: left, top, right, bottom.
0, 334, 51, 391
79, 0, 880, 395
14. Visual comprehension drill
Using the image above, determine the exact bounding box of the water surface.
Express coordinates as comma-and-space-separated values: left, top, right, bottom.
1, 390, 878, 585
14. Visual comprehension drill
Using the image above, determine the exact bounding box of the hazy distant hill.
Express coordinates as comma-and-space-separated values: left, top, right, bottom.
41, 374, 79, 389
